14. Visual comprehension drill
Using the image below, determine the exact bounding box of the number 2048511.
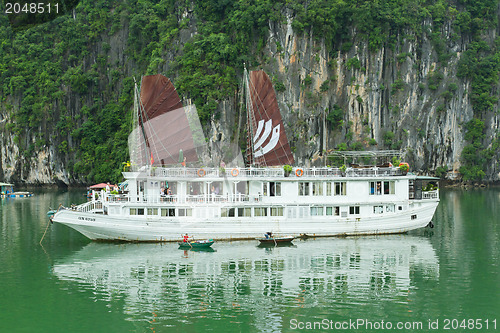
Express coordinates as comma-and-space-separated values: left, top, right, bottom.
443, 319, 496, 330
5, 3, 59, 14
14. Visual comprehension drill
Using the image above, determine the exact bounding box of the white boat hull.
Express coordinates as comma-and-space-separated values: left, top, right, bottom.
52, 201, 438, 242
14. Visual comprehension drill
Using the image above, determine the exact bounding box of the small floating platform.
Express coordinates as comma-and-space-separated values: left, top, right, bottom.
1, 192, 33, 198
1, 182, 33, 198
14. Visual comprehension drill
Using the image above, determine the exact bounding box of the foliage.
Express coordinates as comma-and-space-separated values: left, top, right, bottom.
435, 166, 448, 179
459, 118, 489, 181
2, 0, 500, 184
326, 105, 343, 129
457, 40, 500, 113
399, 163, 409, 173
346, 57, 361, 70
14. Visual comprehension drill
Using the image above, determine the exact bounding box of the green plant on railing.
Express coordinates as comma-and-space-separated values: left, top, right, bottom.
423, 183, 437, 191
283, 164, 293, 176
339, 164, 347, 174
399, 164, 409, 174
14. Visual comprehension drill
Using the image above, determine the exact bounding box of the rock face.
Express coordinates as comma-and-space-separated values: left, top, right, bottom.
1, 9, 499, 185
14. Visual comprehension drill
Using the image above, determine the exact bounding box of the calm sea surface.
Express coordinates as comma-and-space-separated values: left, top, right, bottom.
0, 188, 498, 332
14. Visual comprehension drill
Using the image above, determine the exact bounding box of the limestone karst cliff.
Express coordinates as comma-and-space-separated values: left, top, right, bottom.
1, 0, 499, 185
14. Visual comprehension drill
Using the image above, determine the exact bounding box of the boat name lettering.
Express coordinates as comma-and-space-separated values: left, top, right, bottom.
78, 216, 96, 222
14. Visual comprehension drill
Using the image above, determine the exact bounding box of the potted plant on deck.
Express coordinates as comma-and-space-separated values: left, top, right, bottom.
339, 164, 347, 176
283, 164, 293, 177
399, 163, 409, 175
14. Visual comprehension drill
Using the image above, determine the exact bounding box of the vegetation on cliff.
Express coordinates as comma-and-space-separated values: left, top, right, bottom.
1, 0, 499, 183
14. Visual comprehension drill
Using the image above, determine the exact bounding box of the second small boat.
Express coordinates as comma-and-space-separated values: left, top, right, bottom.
257, 232, 294, 245
178, 239, 215, 249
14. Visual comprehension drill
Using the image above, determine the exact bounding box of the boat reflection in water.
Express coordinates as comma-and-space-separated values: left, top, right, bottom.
52, 235, 438, 330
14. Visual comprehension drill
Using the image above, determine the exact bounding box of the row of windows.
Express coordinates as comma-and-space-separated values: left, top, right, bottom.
130, 208, 192, 217
129, 205, 401, 218
299, 182, 346, 196
222, 207, 284, 217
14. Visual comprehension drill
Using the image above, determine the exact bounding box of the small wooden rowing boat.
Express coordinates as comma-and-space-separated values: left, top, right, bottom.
178, 239, 215, 249
257, 236, 294, 244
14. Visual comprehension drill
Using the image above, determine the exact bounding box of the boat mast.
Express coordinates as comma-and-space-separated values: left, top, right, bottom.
133, 77, 153, 168
244, 67, 267, 167
244, 67, 256, 167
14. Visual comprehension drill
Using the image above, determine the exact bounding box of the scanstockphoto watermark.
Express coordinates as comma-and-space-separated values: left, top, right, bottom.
290, 318, 497, 331
289, 318, 424, 331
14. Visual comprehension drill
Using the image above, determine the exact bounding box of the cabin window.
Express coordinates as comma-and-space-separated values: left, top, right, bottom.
299, 182, 310, 196
161, 208, 175, 217
130, 208, 137, 215
221, 208, 235, 217
326, 206, 340, 216
370, 181, 395, 195
411, 214, 417, 220
187, 182, 204, 195
137, 208, 145, 215
326, 183, 332, 196
147, 208, 158, 216
210, 182, 223, 195
270, 182, 281, 196
264, 182, 281, 196
254, 207, 268, 217
334, 182, 346, 195
238, 207, 251, 217
349, 206, 360, 215
178, 208, 193, 217
310, 207, 324, 216
313, 182, 323, 196
386, 205, 395, 213
384, 181, 395, 194
373, 206, 384, 214
270, 207, 284, 216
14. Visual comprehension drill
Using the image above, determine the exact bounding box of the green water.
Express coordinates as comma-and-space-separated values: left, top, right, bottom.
0, 189, 498, 332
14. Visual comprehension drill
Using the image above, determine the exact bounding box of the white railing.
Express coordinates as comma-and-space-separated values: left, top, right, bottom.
422, 190, 439, 199
149, 166, 405, 178
76, 201, 103, 212
107, 193, 252, 205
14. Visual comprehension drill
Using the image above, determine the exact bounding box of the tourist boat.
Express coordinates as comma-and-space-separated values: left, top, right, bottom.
51, 71, 440, 242
0, 182, 33, 198
178, 239, 215, 249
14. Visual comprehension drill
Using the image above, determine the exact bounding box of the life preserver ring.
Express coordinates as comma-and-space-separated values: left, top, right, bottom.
295, 168, 304, 177
231, 168, 239, 177
197, 169, 206, 177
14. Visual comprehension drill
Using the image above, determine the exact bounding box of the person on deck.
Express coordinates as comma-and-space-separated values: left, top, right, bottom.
183, 234, 189, 243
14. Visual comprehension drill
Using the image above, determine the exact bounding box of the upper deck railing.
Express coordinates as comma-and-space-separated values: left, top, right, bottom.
148, 166, 405, 179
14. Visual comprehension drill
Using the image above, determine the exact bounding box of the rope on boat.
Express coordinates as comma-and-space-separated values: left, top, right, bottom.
39, 204, 62, 246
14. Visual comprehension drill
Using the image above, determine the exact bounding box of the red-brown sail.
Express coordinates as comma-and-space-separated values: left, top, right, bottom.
132, 74, 198, 167
246, 70, 294, 166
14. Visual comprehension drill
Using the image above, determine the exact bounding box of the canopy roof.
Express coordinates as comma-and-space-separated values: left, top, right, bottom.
0, 182, 13, 186
88, 183, 116, 189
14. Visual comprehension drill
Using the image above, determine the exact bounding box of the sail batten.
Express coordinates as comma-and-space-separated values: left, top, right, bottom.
245, 70, 294, 166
